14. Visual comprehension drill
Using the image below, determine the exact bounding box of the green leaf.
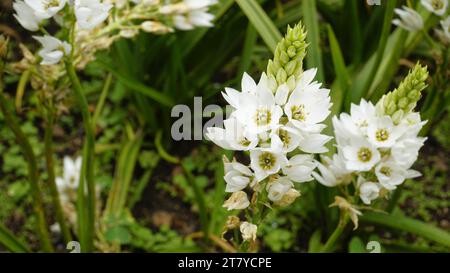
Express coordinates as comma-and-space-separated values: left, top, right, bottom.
0, 223, 29, 253
307, 230, 323, 253
236, 0, 282, 52
302, 0, 325, 82
327, 24, 350, 115
348, 236, 366, 253
361, 212, 450, 248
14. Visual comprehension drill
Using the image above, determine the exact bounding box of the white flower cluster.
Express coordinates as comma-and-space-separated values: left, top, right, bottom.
159, 0, 217, 30
392, 0, 449, 43
13, 0, 113, 65
313, 99, 427, 205
207, 68, 332, 210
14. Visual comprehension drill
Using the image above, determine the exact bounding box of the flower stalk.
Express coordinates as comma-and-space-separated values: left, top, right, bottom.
44, 105, 73, 244
65, 60, 96, 252
320, 212, 349, 253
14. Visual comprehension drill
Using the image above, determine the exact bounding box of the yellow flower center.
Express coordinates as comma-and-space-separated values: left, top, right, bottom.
278, 129, 291, 147
357, 147, 372, 162
291, 104, 307, 121
380, 166, 391, 177
375, 128, 389, 142
431, 0, 444, 10
258, 152, 276, 170
254, 108, 272, 126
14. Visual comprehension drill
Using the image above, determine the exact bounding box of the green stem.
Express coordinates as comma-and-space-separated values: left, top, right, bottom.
320, 212, 349, 253
65, 61, 96, 252
0, 91, 53, 252
93, 73, 112, 125
44, 106, 73, 243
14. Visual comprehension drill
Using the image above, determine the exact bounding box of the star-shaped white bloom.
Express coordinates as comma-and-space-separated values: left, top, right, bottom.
375, 160, 421, 190
223, 158, 254, 192
282, 154, 316, 183
206, 117, 258, 151
391, 137, 426, 169
367, 116, 406, 148
250, 149, 288, 182
25, 0, 67, 19
312, 153, 351, 187
234, 80, 283, 134
421, 0, 448, 16
75, 0, 113, 30
284, 71, 331, 133
342, 137, 380, 171
33, 35, 72, 65
392, 6, 424, 32
269, 124, 302, 153
13, 1, 44, 31
56, 156, 82, 202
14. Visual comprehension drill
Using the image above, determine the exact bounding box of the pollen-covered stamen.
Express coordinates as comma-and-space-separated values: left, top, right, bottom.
254, 108, 272, 126
45, 0, 60, 9
239, 138, 251, 147
258, 152, 276, 170
278, 129, 291, 147
375, 128, 389, 142
291, 104, 307, 121
357, 147, 372, 162
431, 0, 444, 10
380, 166, 392, 177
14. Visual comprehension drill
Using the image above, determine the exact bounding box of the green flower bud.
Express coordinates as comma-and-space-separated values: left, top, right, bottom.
267, 23, 308, 90
376, 63, 428, 124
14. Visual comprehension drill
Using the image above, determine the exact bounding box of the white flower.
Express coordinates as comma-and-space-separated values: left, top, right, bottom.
170, 0, 217, 30
267, 177, 293, 202
250, 150, 288, 181
342, 137, 380, 171
13, 1, 44, 31
392, 6, 424, 32
240, 221, 257, 242
269, 124, 302, 153
358, 179, 380, 205
56, 156, 82, 202
234, 79, 283, 134
75, 0, 113, 30
421, 0, 448, 16
367, 116, 406, 148
275, 188, 301, 207
375, 160, 421, 190
284, 71, 331, 133
296, 131, 332, 153
312, 154, 351, 187
223, 191, 250, 211
391, 137, 426, 169
282, 154, 316, 183
223, 158, 254, 192
206, 117, 258, 151
33, 35, 72, 65
25, 0, 67, 19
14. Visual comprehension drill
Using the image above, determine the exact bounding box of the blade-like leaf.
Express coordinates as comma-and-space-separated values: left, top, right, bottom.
235, 0, 282, 52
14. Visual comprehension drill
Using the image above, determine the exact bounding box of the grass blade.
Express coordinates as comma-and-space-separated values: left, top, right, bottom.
361, 212, 450, 248
302, 0, 325, 82
235, 0, 282, 52
0, 224, 29, 253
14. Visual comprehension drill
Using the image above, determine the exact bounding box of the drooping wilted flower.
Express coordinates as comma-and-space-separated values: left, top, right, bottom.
421, 0, 448, 16
223, 191, 250, 211
33, 35, 72, 65
392, 6, 424, 32
240, 222, 257, 242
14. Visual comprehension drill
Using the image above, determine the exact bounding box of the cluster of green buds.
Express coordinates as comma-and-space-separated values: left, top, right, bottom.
376, 63, 429, 124
266, 24, 308, 92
